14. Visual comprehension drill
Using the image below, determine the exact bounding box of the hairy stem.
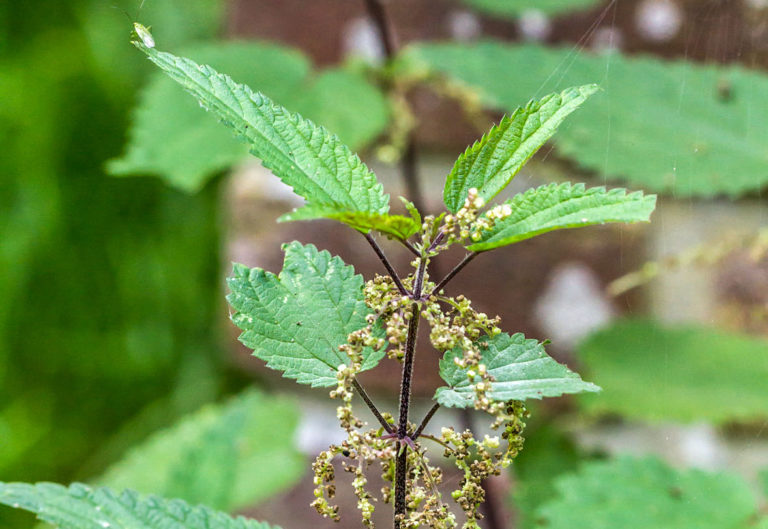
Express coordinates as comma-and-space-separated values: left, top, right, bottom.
431, 251, 478, 296
393, 253, 427, 527
413, 402, 440, 439
394, 300, 420, 526
365, 233, 409, 296
353, 378, 393, 433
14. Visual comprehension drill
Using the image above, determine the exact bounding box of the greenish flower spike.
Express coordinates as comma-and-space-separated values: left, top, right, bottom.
132, 34, 390, 223
444, 85, 597, 213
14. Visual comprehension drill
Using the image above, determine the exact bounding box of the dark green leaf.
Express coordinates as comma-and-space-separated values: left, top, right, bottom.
444, 85, 597, 213
0, 482, 279, 529
109, 42, 390, 192
132, 39, 389, 216
227, 242, 384, 387
467, 182, 656, 252
435, 332, 599, 408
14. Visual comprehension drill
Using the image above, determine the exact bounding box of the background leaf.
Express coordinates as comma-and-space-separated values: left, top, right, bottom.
99, 390, 303, 512
444, 86, 596, 213
131, 41, 390, 218
227, 242, 384, 387
577, 319, 768, 423
109, 42, 390, 192
537, 456, 757, 529
467, 183, 655, 252
435, 332, 599, 408
0, 482, 280, 529
406, 41, 768, 197
460, 0, 601, 17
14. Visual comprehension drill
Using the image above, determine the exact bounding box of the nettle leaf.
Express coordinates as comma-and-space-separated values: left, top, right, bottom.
444, 85, 597, 213
407, 41, 768, 197
435, 332, 599, 408
467, 182, 656, 252
578, 319, 768, 423
0, 482, 279, 529
133, 39, 390, 219
537, 456, 757, 529
227, 242, 384, 387
99, 390, 303, 512
279, 207, 420, 240
109, 42, 390, 192
461, 0, 601, 17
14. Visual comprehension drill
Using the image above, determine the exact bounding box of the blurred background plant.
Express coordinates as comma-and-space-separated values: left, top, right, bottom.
2, 0, 767, 528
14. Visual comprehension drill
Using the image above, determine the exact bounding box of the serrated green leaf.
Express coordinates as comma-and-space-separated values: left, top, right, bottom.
132, 39, 389, 217
0, 482, 279, 529
435, 332, 599, 408
537, 456, 757, 529
444, 85, 597, 213
108, 42, 309, 192
279, 207, 420, 240
461, 0, 601, 17
227, 242, 383, 387
109, 42, 390, 193
577, 319, 768, 423
407, 41, 768, 197
99, 390, 303, 512
467, 182, 656, 252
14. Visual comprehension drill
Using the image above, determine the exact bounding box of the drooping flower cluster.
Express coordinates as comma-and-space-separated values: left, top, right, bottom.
312, 209, 529, 529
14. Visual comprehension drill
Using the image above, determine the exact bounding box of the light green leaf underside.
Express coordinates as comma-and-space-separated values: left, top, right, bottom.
130, 40, 389, 217
461, 0, 601, 17
537, 456, 757, 529
435, 332, 600, 408
0, 482, 279, 529
444, 85, 596, 213
577, 319, 768, 423
109, 42, 390, 192
467, 182, 656, 252
279, 207, 420, 240
99, 390, 303, 512
227, 242, 384, 387
407, 41, 768, 197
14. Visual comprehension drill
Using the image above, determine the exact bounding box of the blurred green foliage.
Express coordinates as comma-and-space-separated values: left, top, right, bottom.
577, 319, 768, 423
537, 456, 760, 528
99, 390, 304, 511
0, 1, 235, 526
404, 41, 768, 197
460, 0, 600, 17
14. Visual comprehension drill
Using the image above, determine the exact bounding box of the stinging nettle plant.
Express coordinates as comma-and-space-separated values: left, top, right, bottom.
0, 24, 656, 529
